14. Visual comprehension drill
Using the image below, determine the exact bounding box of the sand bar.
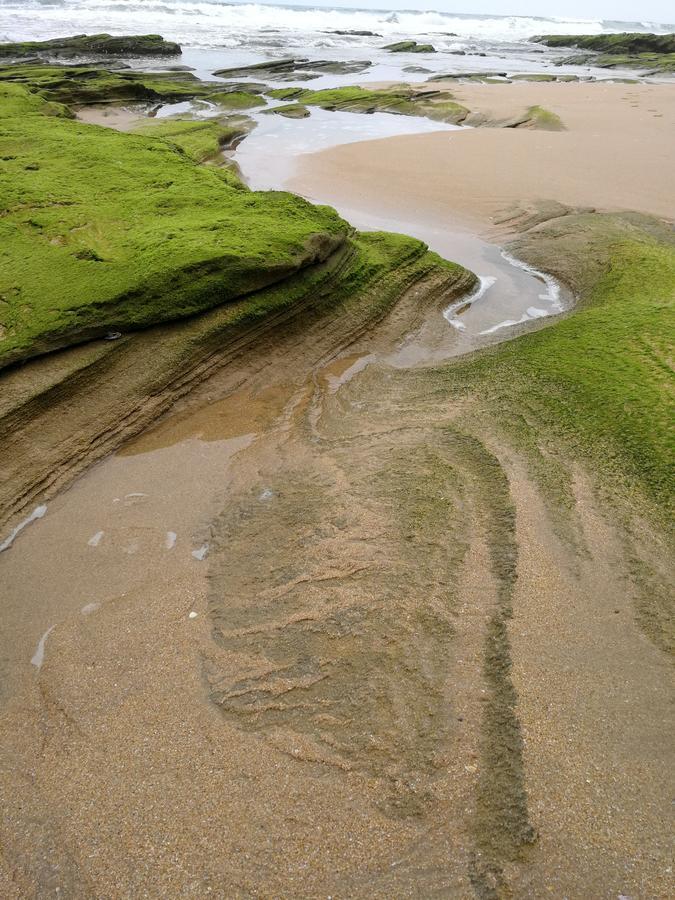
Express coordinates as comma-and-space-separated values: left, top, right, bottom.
290, 82, 675, 231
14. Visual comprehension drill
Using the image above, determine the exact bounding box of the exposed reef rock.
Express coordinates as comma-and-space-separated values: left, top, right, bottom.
533, 32, 675, 72
427, 71, 508, 82
213, 57, 372, 81
266, 85, 469, 123
383, 40, 436, 53
330, 30, 381, 37
264, 103, 311, 118
533, 32, 675, 54
0, 33, 181, 59
0, 63, 219, 104
465, 104, 565, 131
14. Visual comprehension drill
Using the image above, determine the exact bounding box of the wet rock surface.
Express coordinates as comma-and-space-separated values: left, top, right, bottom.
0, 32, 181, 59
383, 40, 437, 54
213, 57, 372, 81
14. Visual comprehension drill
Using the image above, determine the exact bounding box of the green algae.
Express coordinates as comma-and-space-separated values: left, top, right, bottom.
0, 62, 212, 105
534, 32, 675, 55
0, 83, 350, 366
383, 40, 436, 53
264, 103, 311, 119
446, 212, 675, 526
208, 90, 266, 111
534, 33, 675, 72
266, 85, 469, 124
510, 73, 557, 82
521, 104, 565, 130
132, 117, 252, 175
0, 33, 181, 59
0, 80, 72, 118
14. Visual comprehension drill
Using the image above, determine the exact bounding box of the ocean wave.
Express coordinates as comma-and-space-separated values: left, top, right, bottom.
1, 0, 671, 48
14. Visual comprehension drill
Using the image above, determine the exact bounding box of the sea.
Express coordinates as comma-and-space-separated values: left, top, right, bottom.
1, 0, 673, 54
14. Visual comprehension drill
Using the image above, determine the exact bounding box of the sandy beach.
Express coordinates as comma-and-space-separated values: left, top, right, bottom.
291, 82, 675, 231
1, 19, 674, 900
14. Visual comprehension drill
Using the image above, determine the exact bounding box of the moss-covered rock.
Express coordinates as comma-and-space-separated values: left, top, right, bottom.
265, 103, 311, 119
464, 104, 565, 131
266, 85, 469, 124
132, 116, 253, 170
383, 41, 436, 53
0, 33, 181, 59
213, 58, 371, 81
533, 32, 675, 54
208, 90, 266, 110
427, 71, 508, 82
0, 83, 350, 367
0, 63, 214, 105
449, 210, 675, 524
533, 33, 675, 72
518, 105, 565, 130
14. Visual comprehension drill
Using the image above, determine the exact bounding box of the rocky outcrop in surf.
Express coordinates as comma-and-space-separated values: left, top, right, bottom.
0, 33, 181, 59
212, 57, 372, 81
533, 32, 675, 72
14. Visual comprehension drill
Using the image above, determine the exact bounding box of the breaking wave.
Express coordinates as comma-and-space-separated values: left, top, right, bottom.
1, 0, 673, 49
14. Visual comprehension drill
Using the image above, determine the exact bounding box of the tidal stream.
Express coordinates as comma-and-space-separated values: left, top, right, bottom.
1, 98, 568, 698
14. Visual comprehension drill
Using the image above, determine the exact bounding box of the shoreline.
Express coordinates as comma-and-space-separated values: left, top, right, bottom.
289, 81, 675, 232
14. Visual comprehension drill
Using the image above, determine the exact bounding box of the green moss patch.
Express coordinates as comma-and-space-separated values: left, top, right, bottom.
208, 90, 266, 111
534, 33, 675, 72
0, 63, 212, 105
447, 212, 675, 523
0, 33, 181, 59
382, 40, 436, 53
0, 83, 350, 367
266, 85, 469, 124
132, 117, 252, 171
264, 104, 311, 119
521, 105, 565, 130
533, 32, 675, 55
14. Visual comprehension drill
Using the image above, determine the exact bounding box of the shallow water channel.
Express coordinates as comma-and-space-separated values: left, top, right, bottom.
234, 104, 566, 356
1, 98, 568, 695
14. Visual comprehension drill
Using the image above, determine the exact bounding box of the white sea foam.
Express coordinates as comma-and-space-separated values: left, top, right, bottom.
191, 543, 209, 560
1, 1, 670, 50
501, 250, 563, 312
0, 504, 47, 553
443, 275, 496, 330
31, 625, 55, 668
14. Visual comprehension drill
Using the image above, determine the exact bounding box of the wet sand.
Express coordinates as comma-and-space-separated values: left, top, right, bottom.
290, 82, 675, 231
1, 79, 674, 898
75, 105, 145, 131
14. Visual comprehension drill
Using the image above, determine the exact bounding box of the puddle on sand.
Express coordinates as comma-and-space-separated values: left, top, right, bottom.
234, 121, 568, 358
235, 107, 462, 192
319, 353, 375, 393
0, 432, 253, 701
121, 384, 293, 455
323, 204, 567, 361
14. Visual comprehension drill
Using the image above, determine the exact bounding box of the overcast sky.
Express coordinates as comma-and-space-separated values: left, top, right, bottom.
283, 1, 673, 24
